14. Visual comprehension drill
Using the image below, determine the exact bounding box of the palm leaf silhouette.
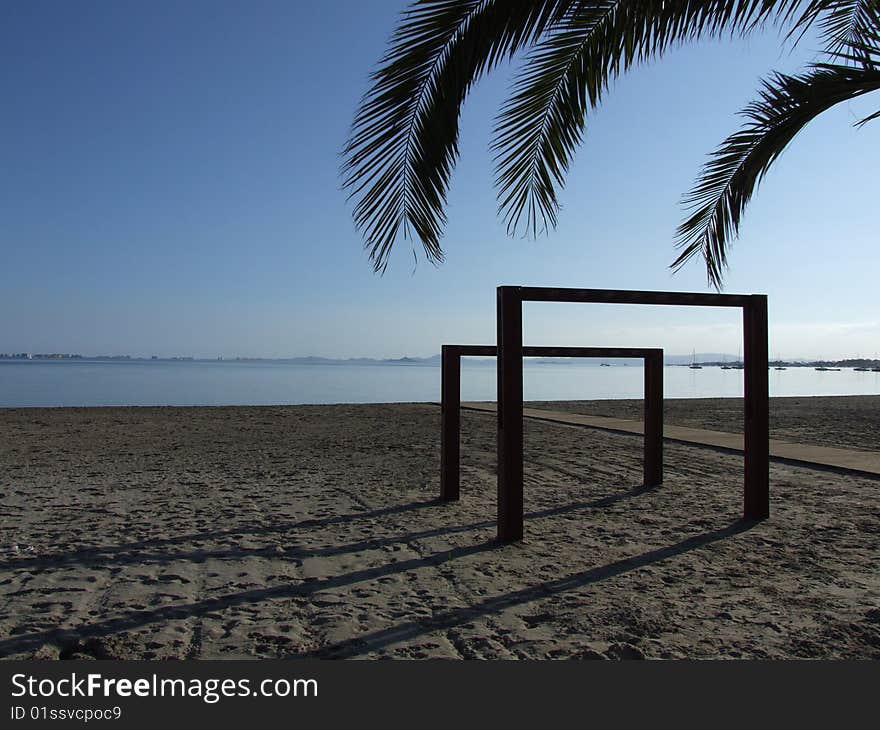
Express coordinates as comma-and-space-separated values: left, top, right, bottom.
343, 0, 878, 286
341, 0, 578, 271
674, 34, 880, 287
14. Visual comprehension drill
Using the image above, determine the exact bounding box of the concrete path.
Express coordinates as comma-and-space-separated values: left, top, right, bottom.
457, 402, 880, 478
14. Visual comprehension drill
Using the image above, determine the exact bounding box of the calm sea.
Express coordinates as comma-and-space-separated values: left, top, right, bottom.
1, 359, 878, 408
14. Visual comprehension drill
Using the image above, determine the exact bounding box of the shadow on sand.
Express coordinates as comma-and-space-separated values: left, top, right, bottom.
0, 498, 447, 572
0, 487, 755, 658
307, 518, 755, 658
0, 483, 659, 573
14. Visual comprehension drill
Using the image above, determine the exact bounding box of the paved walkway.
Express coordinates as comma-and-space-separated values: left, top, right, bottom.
457, 402, 880, 478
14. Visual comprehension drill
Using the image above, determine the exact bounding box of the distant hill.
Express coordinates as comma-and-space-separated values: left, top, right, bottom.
279, 354, 443, 366
529, 353, 738, 366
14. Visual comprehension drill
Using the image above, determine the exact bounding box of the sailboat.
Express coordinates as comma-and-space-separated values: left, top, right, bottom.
815, 360, 841, 372
688, 350, 702, 369
732, 347, 744, 369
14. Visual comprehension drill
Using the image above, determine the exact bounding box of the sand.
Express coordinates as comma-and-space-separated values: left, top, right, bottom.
529, 395, 880, 452
0, 399, 878, 660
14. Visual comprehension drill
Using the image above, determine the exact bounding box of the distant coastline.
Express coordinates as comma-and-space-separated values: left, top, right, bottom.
0, 353, 441, 365
691, 358, 880, 369
2, 352, 879, 369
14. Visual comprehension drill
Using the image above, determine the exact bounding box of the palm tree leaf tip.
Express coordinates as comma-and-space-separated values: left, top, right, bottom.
675, 49, 880, 289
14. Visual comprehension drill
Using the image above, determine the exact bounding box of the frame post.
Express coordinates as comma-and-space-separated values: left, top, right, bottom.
643, 350, 663, 487
743, 295, 769, 519
497, 287, 524, 542
440, 346, 461, 500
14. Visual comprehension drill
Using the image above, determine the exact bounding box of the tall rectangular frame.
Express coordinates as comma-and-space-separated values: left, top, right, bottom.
497, 286, 769, 542
440, 345, 664, 501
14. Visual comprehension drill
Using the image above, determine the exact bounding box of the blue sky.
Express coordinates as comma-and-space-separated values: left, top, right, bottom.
2, 1, 878, 360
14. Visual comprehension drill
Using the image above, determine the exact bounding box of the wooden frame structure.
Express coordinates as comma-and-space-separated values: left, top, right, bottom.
497, 286, 769, 542
440, 345, 663, 502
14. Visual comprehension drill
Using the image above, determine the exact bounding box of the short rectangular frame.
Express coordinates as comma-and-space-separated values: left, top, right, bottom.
497, 286, 769, 542
441, 345, 663, 502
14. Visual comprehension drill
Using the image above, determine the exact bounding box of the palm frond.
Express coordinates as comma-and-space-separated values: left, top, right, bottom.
491, 0, 806, 239
855, 106, 880, 123
492, 4, 615, 237
793, 0, 880, 59
341, 0, 578, 271
673, 55, 880, 288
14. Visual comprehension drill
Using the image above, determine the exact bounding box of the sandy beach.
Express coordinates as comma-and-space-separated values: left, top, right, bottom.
530, 395, 880, 452
1, 397, 878, 659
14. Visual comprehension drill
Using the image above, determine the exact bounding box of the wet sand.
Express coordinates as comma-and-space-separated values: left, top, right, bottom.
1, 399, 878, 659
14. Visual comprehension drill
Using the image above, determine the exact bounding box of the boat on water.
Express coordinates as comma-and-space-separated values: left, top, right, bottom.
600, 363, 610, 367
688, 350, 702, 370
730, 348, 744, 369
854, 367, 870, 372
814, 366, 841, 371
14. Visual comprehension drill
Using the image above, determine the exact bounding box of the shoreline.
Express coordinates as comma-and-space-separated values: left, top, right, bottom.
3, 393, 878, 451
